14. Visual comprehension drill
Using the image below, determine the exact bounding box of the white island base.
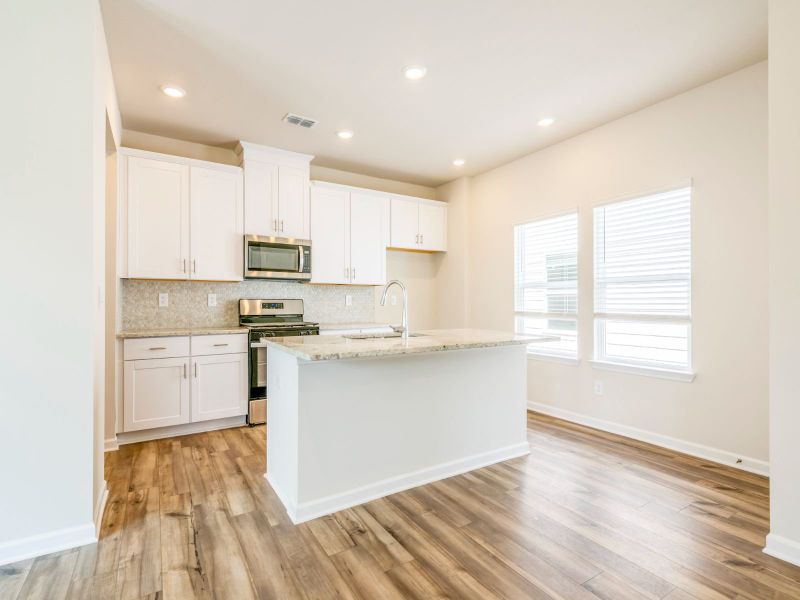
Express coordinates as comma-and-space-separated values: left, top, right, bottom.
265, 340, 530, 523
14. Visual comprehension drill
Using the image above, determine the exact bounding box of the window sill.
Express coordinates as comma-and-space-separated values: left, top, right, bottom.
589, 360, 695, 382
527, 353, 580, 366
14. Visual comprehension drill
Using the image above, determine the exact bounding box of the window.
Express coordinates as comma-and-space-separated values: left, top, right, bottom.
593, 187, 691, 373
514, 212, 578, 358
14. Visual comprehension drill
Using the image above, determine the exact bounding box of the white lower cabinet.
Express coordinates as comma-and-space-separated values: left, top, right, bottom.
124, 357, 191, 432
123, 334, 247, 434
191, 353, 248, 422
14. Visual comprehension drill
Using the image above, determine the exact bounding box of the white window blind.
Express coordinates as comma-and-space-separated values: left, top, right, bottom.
514, 212, 578, 358
593, 187, 691, 372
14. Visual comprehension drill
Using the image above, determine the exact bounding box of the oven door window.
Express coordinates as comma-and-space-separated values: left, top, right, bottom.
247, 243, 299, 272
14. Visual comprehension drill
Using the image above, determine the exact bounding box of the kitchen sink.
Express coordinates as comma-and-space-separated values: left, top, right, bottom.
343, 332, 426, 340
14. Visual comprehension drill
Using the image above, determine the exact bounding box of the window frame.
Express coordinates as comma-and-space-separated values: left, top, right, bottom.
513, 209, 580, 361
591, 185, 694, 379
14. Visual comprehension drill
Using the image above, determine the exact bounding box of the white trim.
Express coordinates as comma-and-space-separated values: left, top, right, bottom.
116, 415, 246, 445
94, 482, 109, 537
589, 359, 696, 382
527, 402, 769, 476
266, 442, 531, 524
764, 533, 800, 567
104, 437, 119, 452
0, 523, 96, 567
592, 180, 693, 208
119, 146, 242, 173
235, 140, 314, 165
528, 353, 580, 366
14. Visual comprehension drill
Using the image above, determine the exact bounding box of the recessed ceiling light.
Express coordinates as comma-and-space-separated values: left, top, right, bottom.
403, 65, 427, 80
537, 117, 555, 127
161, 85, 186, 98
453, 159, 465, 167
336, 130, 354, 140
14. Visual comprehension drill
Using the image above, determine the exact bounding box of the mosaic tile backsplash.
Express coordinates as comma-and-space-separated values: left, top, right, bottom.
121, 279, 375, 330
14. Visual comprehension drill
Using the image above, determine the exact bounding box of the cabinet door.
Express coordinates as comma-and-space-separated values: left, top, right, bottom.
127, 156, 190, 279
243, 159, 279, 236
350, 192, 388, 285
278, 165, 309, 239
191, 353, 248, 422
310, 186, 349, 284
389, 197, 419, 249
418, 202, 447, 251
123, 357, 190, 431
190, 166, 243, 281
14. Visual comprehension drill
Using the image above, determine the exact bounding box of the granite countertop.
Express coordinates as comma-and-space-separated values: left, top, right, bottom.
258, 328, 546, 361
318, 322, 394, 331
117, 326, 248, 339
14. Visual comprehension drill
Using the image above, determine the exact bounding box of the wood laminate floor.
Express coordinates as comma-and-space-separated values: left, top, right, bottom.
2, 412, 799, 599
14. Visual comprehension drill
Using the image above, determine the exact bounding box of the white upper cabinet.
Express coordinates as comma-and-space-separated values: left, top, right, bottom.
350, 192, 388, 285
418, 202, 447, 251
241, 159, 278, 237
389, 196, 447, 251
310, 183, 388, 286
126, 156, 190, 279
277, 165, 309, 238
310, 186, 349, 284
121, 148, 243, 281
237, 142, 313, 240
190, 165, 243, 281
389, 197, 419, 250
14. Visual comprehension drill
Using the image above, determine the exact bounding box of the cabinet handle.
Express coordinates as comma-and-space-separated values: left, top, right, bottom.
183, 364, 187, 379
194, 363, 198, 378
149, 347, 166, 351
280, 220, 285, 232
415, 234, 419, 244
193, 259, 197, 274
352, 267, 356, 280
273, 219, 278, 231
344, 266, 349, 279
182, 259, 186, 273
213, 343, 229, 347
420, 234, 424, 244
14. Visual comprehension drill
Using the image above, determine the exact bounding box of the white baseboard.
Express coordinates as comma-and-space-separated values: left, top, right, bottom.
116, 415, 247, 446
764, 533, 800, 567
267, 442, 531, 524
528, 402, 769, 477
94, 482, 109, 537
0, 522, 96, 567
104, 437, 119, 452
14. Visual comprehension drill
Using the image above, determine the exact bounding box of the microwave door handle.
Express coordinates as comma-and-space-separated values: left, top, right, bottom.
298, 246, 304, 273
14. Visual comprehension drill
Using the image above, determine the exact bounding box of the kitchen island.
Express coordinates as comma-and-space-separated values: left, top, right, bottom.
258, 328, 537, 523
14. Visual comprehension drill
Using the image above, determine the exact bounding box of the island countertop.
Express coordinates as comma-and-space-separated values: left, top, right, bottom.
258, 328, 545, 361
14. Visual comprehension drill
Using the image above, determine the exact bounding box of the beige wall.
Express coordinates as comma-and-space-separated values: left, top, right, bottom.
766, 0, 800, 565
440, 62, 769, 468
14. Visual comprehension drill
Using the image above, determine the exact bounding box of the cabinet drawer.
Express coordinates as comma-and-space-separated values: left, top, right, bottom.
124, 336, 190, 361
191, 333, 248, 356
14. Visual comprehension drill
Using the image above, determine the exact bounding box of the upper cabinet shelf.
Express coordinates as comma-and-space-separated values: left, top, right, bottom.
119, 148, 243, 282
236, 142, 314, 241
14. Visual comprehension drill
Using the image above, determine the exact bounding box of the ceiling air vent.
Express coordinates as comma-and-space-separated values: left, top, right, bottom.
283, 113, 318, 129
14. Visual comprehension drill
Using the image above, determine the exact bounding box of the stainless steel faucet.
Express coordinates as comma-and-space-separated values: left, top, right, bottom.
380, 280, 409, 339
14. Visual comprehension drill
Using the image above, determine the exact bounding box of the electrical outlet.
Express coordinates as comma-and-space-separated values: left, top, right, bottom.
345, 294, 353, 307
158, 293, 169, 308
391, 295, 397, 306
207, 293, 217, 307
593, 380, 604, 396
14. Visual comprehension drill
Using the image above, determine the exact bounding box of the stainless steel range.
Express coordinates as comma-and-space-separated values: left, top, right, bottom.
239, 299, 319, 424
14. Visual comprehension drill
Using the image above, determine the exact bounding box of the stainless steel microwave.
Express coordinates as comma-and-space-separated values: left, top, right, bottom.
244, 235, 311, 280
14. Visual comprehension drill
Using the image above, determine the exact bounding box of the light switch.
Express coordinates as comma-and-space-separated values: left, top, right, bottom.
158, 293, 169, 308
593, 381, 604, 396
208, 293, 217, 307
345, 294, 353, 307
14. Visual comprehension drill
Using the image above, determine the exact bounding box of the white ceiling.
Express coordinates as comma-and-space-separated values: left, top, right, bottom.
101, 0, 767, 187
